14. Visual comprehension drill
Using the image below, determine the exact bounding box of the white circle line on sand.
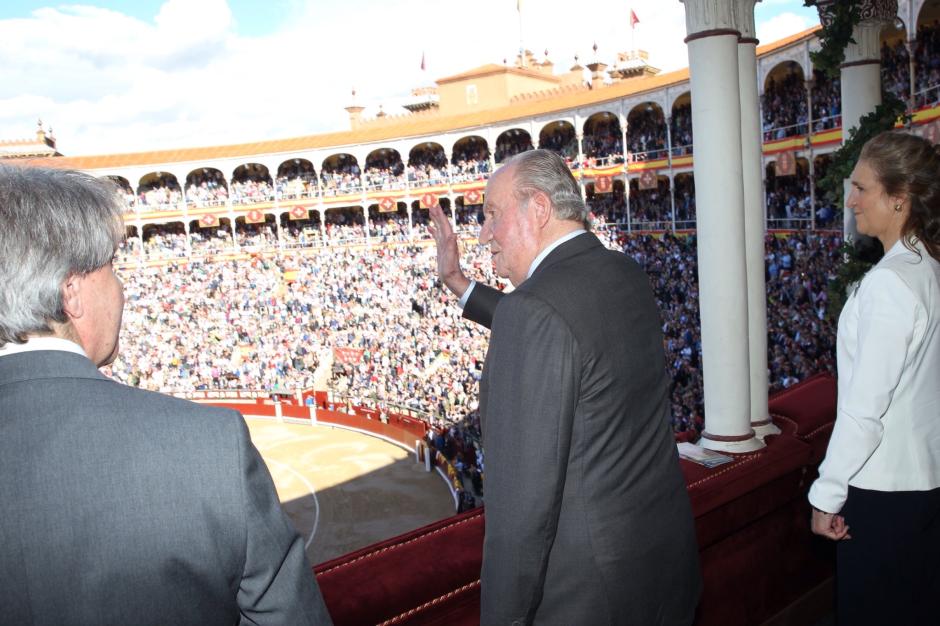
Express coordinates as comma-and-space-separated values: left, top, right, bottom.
264, 457, 320, 550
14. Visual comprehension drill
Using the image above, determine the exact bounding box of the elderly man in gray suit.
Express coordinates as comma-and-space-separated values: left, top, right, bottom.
0, 165, 331, 625
429, 150, 701, 625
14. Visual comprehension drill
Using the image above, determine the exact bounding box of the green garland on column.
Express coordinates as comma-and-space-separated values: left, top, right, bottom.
803, 0, 863, 77
803, 1, 912, 319
817, 93, 910, 209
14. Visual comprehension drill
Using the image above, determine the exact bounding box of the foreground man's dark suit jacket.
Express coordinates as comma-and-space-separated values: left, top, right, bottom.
465, 232, 701, 625
0, 350, 332, 625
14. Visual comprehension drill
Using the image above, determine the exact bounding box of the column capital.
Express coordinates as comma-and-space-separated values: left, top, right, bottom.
680, 0, 738, 40
846, 19, 888, 64
816, 0, 897, 28
732, 0, 759, 42
815, 0, 898, 64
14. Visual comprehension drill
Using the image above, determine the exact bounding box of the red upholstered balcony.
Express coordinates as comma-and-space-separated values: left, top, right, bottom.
314, 374, 837, 625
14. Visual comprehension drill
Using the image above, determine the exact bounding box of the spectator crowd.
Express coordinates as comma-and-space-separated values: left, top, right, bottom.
110, 222, 843, 447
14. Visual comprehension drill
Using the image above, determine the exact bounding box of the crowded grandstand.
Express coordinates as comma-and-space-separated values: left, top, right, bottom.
8, 14, 940, 498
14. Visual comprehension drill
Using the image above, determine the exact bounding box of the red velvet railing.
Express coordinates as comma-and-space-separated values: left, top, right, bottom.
312, 374, 839, 626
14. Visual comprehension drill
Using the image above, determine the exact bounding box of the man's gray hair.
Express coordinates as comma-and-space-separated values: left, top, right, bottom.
506, 149, 590, 227
0, 164, 124, 345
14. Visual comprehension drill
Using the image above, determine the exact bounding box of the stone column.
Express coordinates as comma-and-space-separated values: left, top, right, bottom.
576, 131, 585, 167
735, 0, 777, 438
226, 193, 238, 252
362, 204, 372, 245
317, 207, 327, 244
665, 117, 678, 232
817, 0, 898, 239
681, 0, 763, 452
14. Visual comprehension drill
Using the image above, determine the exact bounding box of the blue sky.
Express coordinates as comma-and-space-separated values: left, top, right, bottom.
0, 1, 820, 35
0, 1, 821, 155
0, 0, 301, 36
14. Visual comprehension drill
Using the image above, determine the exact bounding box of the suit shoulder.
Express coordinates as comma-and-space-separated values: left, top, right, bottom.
100, 381, 244, 427
496, 289, 572, 335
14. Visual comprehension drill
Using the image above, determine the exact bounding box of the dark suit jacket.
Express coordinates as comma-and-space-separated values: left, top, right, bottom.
467, 232, 700, 625
0, 350, 332, 625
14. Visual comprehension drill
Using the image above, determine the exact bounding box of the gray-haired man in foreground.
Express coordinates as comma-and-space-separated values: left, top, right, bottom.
0, 165, 332, 625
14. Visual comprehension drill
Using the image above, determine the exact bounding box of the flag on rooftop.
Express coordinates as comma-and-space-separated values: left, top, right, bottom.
631, 9, 640, 29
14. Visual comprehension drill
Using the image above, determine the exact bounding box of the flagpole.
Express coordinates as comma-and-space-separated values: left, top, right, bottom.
517, 0, 525, 67
630, 5, 635, 54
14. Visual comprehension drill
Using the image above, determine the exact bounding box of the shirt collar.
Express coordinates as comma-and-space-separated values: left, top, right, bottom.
526, 229, 587, 279
0, 336, 88, 359
882, 236, 925, 262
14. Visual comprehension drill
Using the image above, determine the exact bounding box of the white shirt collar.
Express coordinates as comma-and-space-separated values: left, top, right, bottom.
0, 336, 88, 359
526, 229, 587, 279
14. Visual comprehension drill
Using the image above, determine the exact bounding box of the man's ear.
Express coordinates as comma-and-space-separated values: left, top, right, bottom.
61, 274, 84, 321
529, 190, 553, 227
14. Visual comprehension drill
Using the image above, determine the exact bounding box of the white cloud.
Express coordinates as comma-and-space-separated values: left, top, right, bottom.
757, 12, 815, 45
0, 0, 815, 156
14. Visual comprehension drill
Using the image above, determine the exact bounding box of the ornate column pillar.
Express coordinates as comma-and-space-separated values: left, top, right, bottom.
225, 179, 238, 253
665, 116, 677, 232
444, 150, 454, 183
817, 0, 898, 239
317, 206, 327, 244
362, 203, 371, 246
621, 112, 630, 230
681, 0, 763, 452
735, 0, 777, 438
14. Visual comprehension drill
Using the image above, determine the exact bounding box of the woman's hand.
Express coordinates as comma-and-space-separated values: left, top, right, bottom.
811, 507, 852, 541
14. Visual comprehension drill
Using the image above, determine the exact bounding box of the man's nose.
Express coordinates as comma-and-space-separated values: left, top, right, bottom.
478, 219, 492, 244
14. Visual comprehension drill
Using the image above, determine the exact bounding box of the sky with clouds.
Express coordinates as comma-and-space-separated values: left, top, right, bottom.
0, 0, 820, 156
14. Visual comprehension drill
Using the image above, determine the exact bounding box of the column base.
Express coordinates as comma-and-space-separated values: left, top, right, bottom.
699, 429, 765, 453
751, 417, 782, 440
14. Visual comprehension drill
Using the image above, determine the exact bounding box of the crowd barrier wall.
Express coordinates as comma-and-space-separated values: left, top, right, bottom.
199, 396, 430, 452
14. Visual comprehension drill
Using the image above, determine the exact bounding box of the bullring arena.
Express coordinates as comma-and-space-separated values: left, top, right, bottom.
6, 0, 940, 622
243, 417, 454, 565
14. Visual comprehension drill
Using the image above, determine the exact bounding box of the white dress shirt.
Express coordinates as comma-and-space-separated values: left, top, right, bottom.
0, 336, 87, 358
809, 238, 940, 513
458, 230, 587, 308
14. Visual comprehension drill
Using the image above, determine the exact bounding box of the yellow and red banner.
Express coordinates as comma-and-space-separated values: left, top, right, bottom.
199, 214, 219, 228
638, 169, 658, 190
245, 209, 265, 224
464, 189, 483, 205
289, 205, 309, 220
774, 151, 796, 177
378, 197, 397, 213
333, 347, 365, 364
419, 192, 439, 209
